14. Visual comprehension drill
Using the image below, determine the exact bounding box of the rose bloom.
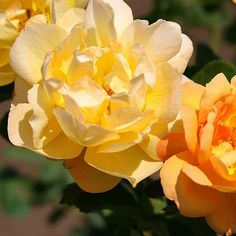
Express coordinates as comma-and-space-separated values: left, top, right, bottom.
8, 0, 193, 193
0, 0, 88, 86
158, 73, 236, 234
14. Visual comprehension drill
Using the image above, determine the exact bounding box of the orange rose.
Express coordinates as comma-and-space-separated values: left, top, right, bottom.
158, 73, 236, 235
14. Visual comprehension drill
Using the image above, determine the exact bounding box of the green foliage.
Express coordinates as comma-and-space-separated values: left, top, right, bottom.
0, 147, 72, 218
145, 0, 232, 29
61, 180, 215, 236
192, 60, 236, 85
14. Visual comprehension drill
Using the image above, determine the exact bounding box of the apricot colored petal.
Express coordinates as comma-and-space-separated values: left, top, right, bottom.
210, 150, 236, 181
64, 149, 121, 193
182, 162, 213, 186
198, 122, 214, 165
85, 145, 163, 187
176, 171, 218, 217
160, 153, 218, 217
206, 193, 236, 235
182, 81, 205, 110
160, 153, 186, 201
168, 34, 193, 73
200, 73, 231, 108
10, 23, 67, 85
181, 105, 198, 154
156, 133, 187, 161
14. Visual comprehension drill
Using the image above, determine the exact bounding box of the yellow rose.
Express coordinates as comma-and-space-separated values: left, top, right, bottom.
0, 0, 88, 86
159, 74, 236, 234
8, 0, 193, 193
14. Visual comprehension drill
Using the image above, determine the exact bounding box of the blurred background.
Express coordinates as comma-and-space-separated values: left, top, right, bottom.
0, 0, 236, 235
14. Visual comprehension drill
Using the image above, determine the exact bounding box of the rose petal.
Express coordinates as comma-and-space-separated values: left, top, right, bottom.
85, 145, 163, 187
64, 149, 121, 193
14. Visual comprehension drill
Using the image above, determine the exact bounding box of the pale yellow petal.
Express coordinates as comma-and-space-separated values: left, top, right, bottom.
143, 20, 182, 62
85, 0, 132, 46
168, 34, 193, 74
54, 107, 119, 146
10, 23, 67, 84
64, 149, 121, 193
145, 62, 182, 123
85, 145, 163, 187
97, 131, 142, 153
57, 8, 85, 33
0, 10, 18, 48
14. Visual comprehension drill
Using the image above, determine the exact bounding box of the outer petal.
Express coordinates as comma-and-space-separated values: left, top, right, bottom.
85, 0, 132, 46
143, 20, 182, 62
8, 103, 82, 159
160, 153, 218, 217
10, 23, 67, 85
200, 73, 231, 108
181, 105, 198, 154
8, 103, 34, 149
182, 81, 205, 110
168, 34, 193, 74
206, 193, 236, 234
85, 145, 163, 187
64, 149, 121, 193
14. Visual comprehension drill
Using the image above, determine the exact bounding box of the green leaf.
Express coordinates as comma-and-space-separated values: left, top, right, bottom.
61, 183, 137, 214
185, 43, 219, 78
192, 60, 236, 85
150, 197, 167, 215
0, 179, 31, 218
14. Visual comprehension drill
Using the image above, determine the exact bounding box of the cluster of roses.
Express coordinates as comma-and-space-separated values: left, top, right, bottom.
1, 0, 236, 234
